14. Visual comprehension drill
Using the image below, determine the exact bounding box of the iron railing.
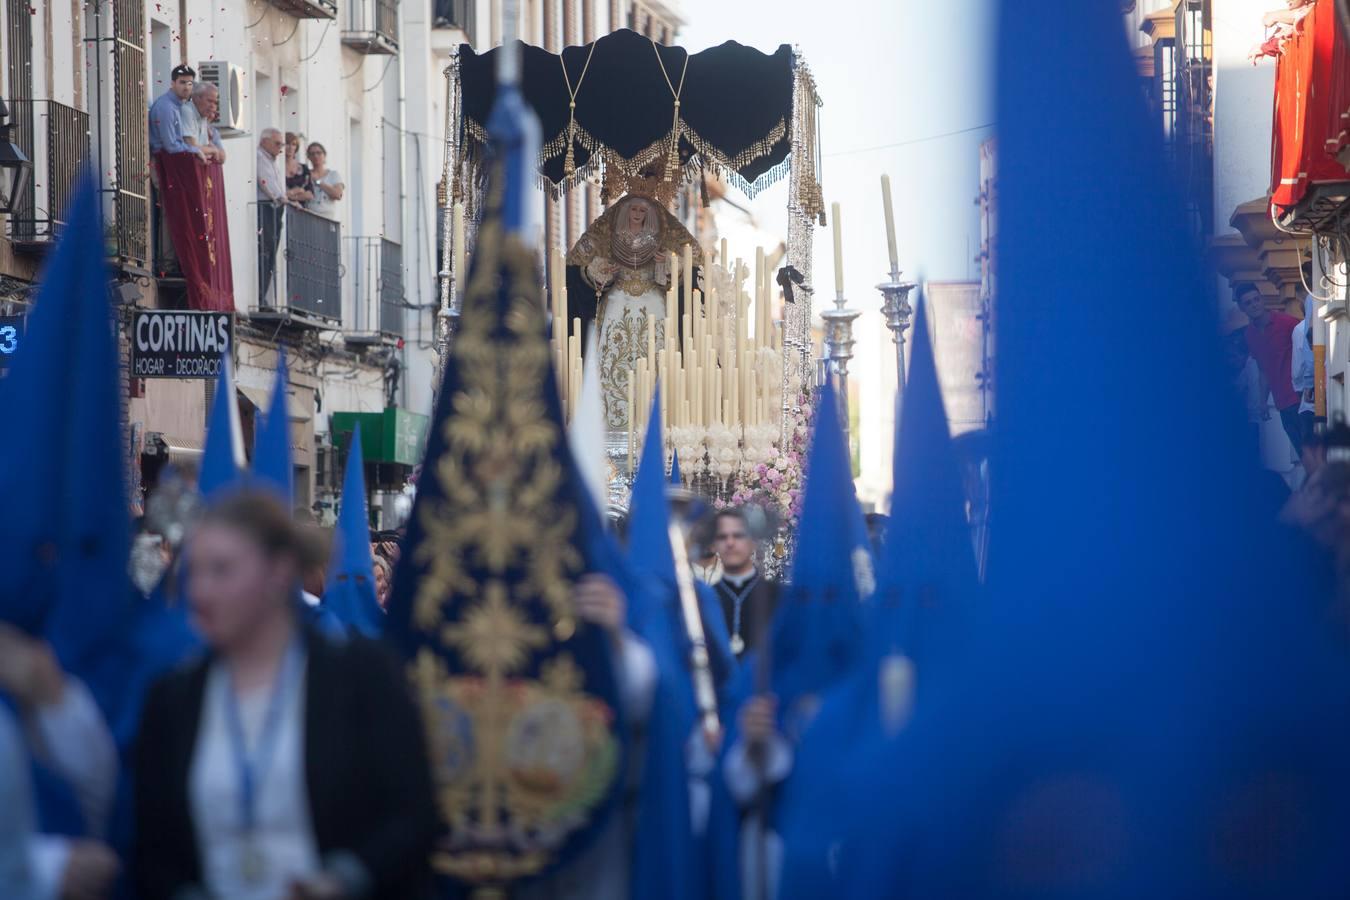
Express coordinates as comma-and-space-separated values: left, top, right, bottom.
343, 0, 399, 52
6, 0, 34, 236
255, 202, 342, 324
1173, 0, 1213, 241
344, 236, 404, 337
113, 0, 149, 264
5, 101, 91, 243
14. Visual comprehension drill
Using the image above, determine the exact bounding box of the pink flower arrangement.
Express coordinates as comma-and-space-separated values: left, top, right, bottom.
716, 391, 814, 532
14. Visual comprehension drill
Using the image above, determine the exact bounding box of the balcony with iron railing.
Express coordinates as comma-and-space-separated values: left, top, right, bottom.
267, 0, 337, 19
4, 100, 90, 248
342, 0, 399, 54
252, 202, 343, 326
343, 236, 404, 344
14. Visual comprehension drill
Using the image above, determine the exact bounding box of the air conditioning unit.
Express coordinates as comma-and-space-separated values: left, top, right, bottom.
197, 61, 247, 136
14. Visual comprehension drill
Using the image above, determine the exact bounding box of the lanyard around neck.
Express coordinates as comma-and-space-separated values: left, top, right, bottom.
222, 638, 304, 833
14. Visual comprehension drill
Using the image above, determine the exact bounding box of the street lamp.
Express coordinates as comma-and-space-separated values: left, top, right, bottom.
0, 98, 32, 217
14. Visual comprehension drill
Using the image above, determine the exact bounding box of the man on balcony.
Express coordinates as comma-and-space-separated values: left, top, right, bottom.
148, 65, 203, 162
149, 65, 234, 313
181, 82, 226, 164
257, 129, 292, 304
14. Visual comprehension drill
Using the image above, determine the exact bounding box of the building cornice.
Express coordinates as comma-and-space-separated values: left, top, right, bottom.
1140, 9, 1175, 44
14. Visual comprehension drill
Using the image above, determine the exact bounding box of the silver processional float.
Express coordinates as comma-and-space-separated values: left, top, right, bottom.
433, 25, 915, 575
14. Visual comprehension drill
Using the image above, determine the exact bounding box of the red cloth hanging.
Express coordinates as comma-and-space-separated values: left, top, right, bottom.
153, 152, 235, 312
1324, 0, 1350, 156
1270, 0, 1350, 212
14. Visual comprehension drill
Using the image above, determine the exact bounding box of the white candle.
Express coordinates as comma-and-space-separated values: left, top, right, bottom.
832, 201, 844, 296
452, 201, 466, 304
754, 247, 766, 349
683, 244, 694, 320
627, 380, 635, 475
880, 175, 898, 271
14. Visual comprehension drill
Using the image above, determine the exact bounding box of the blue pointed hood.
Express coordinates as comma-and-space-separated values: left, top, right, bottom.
627, 387, 675, 591
322, 424, 382, 637
768, 379, 870, 718
827, 0, 1350, 895
669, 447, 682, 486
777, 297, 979, 897
873, 294, 977, 666
0, 172, 130, 670
199, 355, 245, 499
252, 349, 294, 506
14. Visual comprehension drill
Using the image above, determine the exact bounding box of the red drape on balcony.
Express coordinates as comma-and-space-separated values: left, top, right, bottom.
153, 152, 235, 312
1270, 0, 1350, 212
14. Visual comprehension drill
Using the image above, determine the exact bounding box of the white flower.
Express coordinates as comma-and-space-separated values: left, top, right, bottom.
775, 456, 789, 471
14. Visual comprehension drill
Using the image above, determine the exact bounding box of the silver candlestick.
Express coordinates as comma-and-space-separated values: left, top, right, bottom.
820, 291, 861, 443
877, 267, 917, 404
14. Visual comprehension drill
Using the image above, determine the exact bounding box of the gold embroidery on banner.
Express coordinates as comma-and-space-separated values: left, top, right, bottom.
408, 166, 619, 886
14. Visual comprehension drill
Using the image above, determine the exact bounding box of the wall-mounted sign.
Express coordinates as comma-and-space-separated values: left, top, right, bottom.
131, 310, 234, 378
0, 314, 25, 370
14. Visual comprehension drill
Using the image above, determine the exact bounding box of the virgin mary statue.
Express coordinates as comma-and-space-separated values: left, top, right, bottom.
566, 189, 701, 430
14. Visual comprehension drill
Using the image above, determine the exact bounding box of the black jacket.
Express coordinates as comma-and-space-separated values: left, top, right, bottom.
712, 573, 780, 660
132, 628, 440, 900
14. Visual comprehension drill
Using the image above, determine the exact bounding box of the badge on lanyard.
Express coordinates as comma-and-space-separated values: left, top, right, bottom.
223, 639, 303, 885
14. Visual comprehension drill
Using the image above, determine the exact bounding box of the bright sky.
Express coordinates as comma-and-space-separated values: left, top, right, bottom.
678, 0, 996, 502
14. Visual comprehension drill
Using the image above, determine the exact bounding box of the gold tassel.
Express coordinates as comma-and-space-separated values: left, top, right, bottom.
664, 100, 681, 182
564, 102, 578, 178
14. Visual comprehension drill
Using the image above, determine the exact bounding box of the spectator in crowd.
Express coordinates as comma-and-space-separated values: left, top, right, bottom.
133, 490, 439, 900
372, 555, 393, 612
1293, 291, 1317, 447
1223, 317, 1267, 447
130, 519, 173, 597
1235, 282, 1304, 457
284, 133, 314, 204
0, 624, 121, 900
256, 128, 290, 302
181, 82, 225, 164
373, 538, 401, 571
148, 65, 203, 164
710, 507, 778, 658
688, 516, 724, 584
299, 525, 332, 609
304, 143, 345, 219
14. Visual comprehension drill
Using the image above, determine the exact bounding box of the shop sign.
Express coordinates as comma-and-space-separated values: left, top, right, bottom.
131, 311, 234, 379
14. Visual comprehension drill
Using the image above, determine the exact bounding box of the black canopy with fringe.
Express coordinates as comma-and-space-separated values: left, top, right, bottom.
456, 29, 796, 198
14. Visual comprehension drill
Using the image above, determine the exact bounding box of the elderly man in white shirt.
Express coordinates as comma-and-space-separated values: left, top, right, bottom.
0, 624, 120, 900
257, 128, 291, 303
181, 82, 225, 164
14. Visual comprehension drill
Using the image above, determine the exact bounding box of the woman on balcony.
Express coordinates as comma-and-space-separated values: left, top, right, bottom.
304, 143, 345, 219
284, 133, 314, 205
